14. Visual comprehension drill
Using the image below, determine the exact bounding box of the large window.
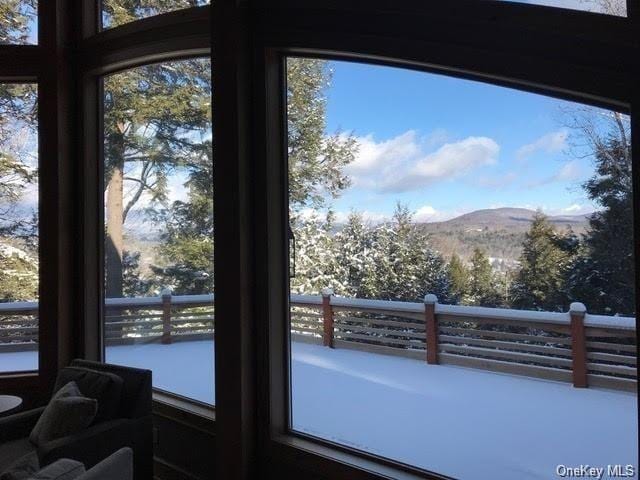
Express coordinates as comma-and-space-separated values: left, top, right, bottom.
0, 0, 37, 45
101, 0, 210, 30
102, 58, 213, 405
0, 82, 38, 373
286, 57, 637, 479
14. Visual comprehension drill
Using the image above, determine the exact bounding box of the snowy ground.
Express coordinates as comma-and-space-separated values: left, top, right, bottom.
1, 341, 637, 480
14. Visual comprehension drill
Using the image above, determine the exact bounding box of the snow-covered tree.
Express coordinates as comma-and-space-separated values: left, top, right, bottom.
511, 212, 577, 312
290, 212, 346, 295
567, 116, 633, 315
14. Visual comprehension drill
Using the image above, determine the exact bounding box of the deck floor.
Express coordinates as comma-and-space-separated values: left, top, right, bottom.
1, 341, 637, 480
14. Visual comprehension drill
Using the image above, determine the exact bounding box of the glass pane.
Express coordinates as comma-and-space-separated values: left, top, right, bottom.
102, 58, 213, 405
287, 57, 637, 479
0, 83, 38, 373
499, 0, 626, 16
0, 1, 37, 44
101, 0, 210, 30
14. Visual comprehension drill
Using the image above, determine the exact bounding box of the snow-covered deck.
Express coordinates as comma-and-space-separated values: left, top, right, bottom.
1, 341, 637, 480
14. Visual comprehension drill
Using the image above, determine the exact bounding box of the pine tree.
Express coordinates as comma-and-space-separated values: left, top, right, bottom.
467, 248, 501, 307
367, 204, 451, 302
287, 58, 357, 213
568, 128, 634, 315
511, 212, 576, 311
333, 212, 377, 298
0, 0, 35, 44
103, 57, 212, 297
448, 253, 469, 304
102, 1, 208, 28
290, 212, 346, 295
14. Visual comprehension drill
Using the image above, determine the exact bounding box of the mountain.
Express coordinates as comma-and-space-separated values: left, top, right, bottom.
426, 207, 589, 231
419, 208, 590, 268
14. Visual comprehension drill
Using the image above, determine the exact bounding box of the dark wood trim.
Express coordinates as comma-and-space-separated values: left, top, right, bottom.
36, 0, 78, 391
268, 435, 453, 480
212, 1, 257, 479
154, 457, 203, 480
254, 48, 289, 447
78, 6, 210, 75
254, 9, 634, 111
153, 394, 216, 435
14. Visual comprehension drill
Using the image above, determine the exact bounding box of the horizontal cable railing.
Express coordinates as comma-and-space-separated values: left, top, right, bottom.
1, 291, 636, 390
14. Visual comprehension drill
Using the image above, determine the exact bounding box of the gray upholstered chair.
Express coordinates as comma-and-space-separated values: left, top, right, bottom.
28, 448, 133, 480
0, 361, 152, 480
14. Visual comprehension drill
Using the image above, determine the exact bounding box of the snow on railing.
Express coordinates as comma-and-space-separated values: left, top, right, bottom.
2, 292, 637, 390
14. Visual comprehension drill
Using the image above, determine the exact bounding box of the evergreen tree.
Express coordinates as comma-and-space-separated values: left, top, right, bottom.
467, 248, 501, 307
0, 244, 38, 302
287, 58, 357, 214
511, 212, 576, 311
0, 0, 35, 44
568, 125, 634, 315
367, 205, 450, 302
103, 57, 211, 297
290, 212, 346, 295
333, 212, 377, 298
102, 0, 208, 28
448, 253, 469, 304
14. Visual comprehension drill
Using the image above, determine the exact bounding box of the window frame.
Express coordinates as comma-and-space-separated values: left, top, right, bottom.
0, 1, 76, 404
76, 4, 213, 410
242, 1, 639, 478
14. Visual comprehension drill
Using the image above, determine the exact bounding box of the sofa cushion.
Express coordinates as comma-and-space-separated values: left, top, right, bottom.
29, 382, 98, 447
28, 459, 85, 480
54, 368, 123, 423
0, 451, 38, 480
77, 448, 132, 480
0, 439, 36, 476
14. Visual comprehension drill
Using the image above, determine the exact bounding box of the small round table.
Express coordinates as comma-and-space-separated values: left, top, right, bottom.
0, 395, 22, 415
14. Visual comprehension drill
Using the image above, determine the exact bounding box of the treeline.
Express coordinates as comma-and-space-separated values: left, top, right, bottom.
290, 106, 634, 317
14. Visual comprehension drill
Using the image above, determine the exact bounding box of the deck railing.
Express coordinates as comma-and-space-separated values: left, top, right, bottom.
1, 291, 636, 391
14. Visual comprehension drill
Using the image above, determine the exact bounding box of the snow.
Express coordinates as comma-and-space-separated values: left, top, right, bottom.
1, 341, 637, 480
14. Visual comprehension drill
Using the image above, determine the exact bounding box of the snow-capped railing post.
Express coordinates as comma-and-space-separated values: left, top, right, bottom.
161, 289, 173, 345
569, 302, 587, 388
322, 288, 335, 348
424, 294, 439, 364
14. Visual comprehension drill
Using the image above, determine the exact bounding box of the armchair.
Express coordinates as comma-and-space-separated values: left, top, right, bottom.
0, 361, 152, 480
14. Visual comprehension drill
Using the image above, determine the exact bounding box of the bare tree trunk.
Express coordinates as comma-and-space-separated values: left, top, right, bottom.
105, 130, 125, 298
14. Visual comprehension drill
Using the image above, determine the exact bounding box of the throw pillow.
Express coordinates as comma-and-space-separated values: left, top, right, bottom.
29, 382, 98, 447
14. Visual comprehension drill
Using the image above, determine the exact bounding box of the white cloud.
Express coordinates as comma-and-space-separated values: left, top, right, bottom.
554, 160, 582, 182
516, 130, 568, 161
346, 131, 500, 193
346, 131, 419, 177
526, 159, 583, 188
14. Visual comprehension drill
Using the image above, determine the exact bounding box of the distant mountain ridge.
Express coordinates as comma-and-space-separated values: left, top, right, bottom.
425, 207, 590, 230
419, 207, 591, 267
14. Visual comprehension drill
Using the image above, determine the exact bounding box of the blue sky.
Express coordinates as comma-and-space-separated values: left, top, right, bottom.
313, 59, 606, 223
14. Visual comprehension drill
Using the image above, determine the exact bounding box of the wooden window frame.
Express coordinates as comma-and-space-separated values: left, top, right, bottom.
215, 0, 639, 478
0, 1, 77, 405
75, 5, 212, 410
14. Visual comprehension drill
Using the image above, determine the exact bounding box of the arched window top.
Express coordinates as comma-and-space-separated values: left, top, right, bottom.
100, 0, 210, 30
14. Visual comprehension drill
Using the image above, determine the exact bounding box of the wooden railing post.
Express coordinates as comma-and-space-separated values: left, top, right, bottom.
569, 302, 587, 388
424, 294, 438, 364
322, 288, 334, 348
161, 289, 172, 344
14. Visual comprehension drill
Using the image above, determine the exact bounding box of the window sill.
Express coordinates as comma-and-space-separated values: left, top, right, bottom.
152, 390, 215, 435
270, 433, 452, 480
